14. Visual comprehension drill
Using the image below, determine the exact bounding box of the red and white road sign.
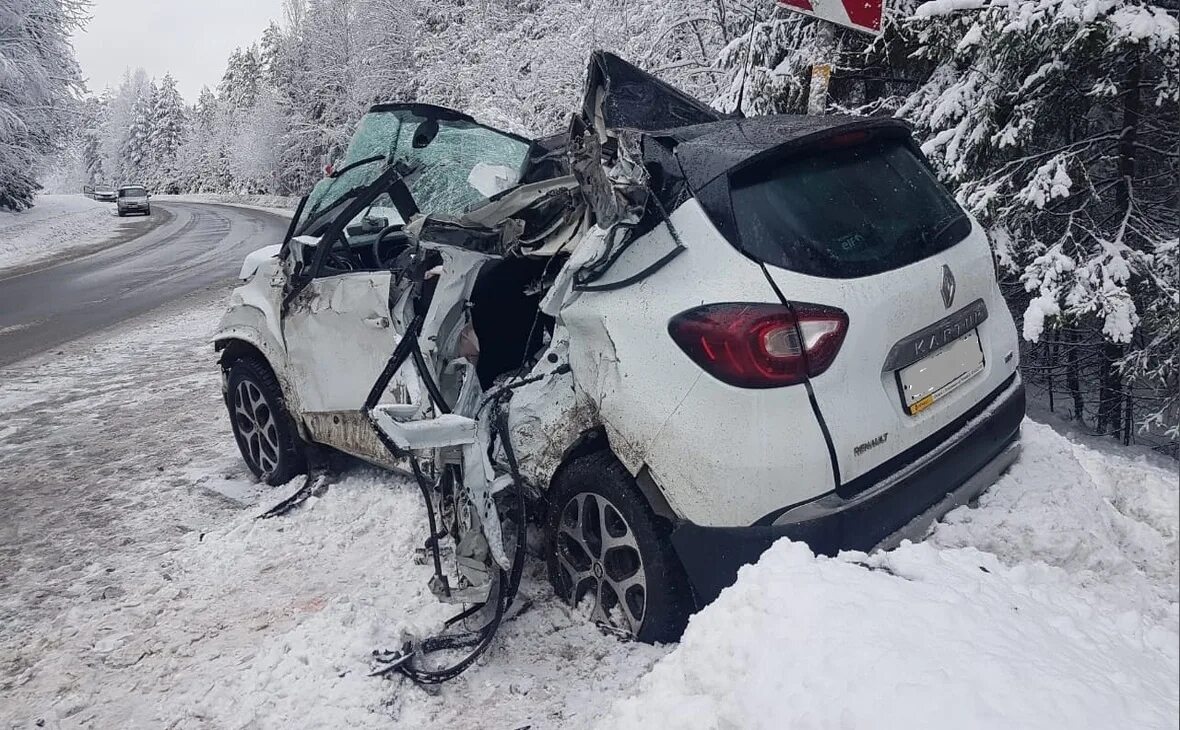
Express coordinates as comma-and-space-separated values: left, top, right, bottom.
776, 0, 885, 36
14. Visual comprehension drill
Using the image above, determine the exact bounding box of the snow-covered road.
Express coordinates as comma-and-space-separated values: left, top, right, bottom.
0, 288, 1175, 728
0, 198, 288, 367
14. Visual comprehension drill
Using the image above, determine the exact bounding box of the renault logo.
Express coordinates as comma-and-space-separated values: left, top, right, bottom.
941, 265, 956, 309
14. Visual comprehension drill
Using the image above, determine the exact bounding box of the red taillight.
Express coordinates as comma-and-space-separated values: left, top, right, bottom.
667, 302, 848, 388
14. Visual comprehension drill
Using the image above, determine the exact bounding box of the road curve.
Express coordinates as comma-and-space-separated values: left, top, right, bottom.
0, 202, 290, 367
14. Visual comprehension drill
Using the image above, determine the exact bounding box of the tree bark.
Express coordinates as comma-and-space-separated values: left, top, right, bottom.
1067, 333, 1084, 422
1098, 52, 1142, 437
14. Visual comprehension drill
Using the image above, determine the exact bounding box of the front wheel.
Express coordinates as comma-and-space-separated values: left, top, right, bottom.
546, 451, 692, 643
225, 356, 307, 485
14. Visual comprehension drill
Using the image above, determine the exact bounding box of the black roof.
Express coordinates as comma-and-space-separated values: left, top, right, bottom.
580, 52, 914, 191
659, 115, 913, 190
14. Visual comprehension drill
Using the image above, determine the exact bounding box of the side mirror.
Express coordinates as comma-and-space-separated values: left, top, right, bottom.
412, 119, 439, 149
360, 215, 388, 234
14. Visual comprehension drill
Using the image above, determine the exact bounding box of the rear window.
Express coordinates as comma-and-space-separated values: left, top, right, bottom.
119, 187, 147, 198
727, 137, 970, 278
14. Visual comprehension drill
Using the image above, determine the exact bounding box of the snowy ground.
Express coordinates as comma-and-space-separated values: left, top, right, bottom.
0, 195, 157, 275
0, 287, 1176, 728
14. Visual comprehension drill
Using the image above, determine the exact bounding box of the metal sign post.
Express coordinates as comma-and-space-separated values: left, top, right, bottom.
775, 0, 886, 115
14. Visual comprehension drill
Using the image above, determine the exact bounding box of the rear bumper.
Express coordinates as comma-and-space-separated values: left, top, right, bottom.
670, 376, 1025, 607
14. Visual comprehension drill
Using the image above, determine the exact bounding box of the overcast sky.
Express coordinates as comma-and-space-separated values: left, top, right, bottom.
72, 0, 286, 102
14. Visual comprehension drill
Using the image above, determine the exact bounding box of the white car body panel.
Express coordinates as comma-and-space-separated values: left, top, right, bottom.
761, 217, 1020, 484
283, 271, 395, 413
213, 255, 288, 372
555, 201, 836, 526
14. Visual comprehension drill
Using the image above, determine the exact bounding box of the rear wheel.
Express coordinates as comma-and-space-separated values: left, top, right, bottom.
546, 451, 692, 643
225, 356, 307, 485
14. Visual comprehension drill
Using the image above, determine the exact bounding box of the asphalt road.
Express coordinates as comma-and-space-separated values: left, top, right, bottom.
0, 202, 290, 367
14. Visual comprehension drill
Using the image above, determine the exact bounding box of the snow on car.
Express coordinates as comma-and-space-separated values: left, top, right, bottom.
213, 52, 1024, 677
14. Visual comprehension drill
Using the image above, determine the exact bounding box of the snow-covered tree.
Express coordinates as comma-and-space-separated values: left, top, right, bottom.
148, 73, 187, 192
0, 0, 90, 210
99, 69, 153, 185
219, 45, 265, 111
120, 80, 157, 183
714, 0, 1179, 449
900, 0, 1178, 443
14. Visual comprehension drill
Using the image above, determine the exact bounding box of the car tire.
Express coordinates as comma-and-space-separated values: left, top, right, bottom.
546, 451, 693, 643
225, 356, 307, 485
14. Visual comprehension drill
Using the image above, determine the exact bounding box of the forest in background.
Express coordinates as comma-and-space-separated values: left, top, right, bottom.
6, 0, 1178, 453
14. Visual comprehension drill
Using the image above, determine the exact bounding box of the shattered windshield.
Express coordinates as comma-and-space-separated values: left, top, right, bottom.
296, 106, 530, 235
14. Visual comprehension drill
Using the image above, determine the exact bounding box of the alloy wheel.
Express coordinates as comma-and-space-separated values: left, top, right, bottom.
232, 379, 281, 477
556, 492, 647, 636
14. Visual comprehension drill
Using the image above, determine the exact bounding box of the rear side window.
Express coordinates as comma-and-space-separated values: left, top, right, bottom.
728, 137, 969, 278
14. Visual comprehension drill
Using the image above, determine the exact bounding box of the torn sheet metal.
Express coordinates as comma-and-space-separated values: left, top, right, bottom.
303, 411, 401, 469
372, 411, 477, 451
506, 329, 592, 489
462, 413, 510, 570
540, 226, 612, 316
419, 246, 493, 362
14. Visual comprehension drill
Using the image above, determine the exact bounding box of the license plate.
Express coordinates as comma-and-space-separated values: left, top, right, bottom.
897, 330, 984, 415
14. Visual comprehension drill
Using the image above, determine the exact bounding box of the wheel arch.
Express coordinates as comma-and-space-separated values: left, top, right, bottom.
547, 426, 679, 525
214, 332, 311, 442
215, 337, 268, 370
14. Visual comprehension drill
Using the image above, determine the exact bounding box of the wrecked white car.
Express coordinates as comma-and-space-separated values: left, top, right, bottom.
214, 53, 1025, 677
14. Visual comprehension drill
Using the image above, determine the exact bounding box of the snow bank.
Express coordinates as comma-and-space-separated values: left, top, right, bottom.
602, 539, 1177, 730
601, 422, 1179, 730
156, 193, 298, 217
0, 194, 119, 273
932, 421, 1179, 630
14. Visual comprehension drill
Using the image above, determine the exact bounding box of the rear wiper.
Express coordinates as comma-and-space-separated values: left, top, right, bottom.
924, 212, 970, 247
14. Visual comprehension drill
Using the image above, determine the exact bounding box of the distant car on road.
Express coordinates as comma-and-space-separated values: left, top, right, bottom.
116, 185, 151, 216
93, 187, 117, 202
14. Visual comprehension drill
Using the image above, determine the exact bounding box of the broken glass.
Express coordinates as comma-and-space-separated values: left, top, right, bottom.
298, 106, 531, 236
